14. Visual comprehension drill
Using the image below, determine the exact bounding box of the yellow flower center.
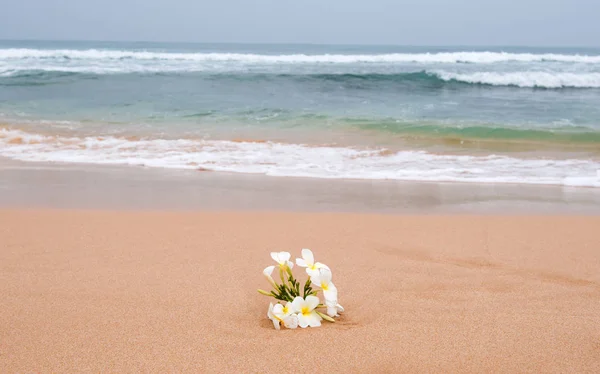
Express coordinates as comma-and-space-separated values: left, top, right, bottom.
282, 306, 289, 314
301, 306, 310, 315
321, 282, 328, 291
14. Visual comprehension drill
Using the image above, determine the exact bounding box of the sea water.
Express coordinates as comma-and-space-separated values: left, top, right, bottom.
1, 40, 599, 186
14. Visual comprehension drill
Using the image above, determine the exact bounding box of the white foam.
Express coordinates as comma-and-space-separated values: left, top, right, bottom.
435, 71, 600, 88
1, 48, 600, 64
1, 128, 599, 187
2, 48, 600, 87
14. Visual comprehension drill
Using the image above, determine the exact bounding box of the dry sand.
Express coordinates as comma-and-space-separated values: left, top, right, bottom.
1, 210, 599, 373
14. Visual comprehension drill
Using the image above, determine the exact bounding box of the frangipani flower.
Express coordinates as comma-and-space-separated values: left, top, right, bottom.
310, 268, 338, 305
292, 295, 322, 328
263, 266, 277, 287
261, 249, 343, 329
282, 314, 299, 329
296, 248, 329, 277
271, 251, 294, 269
268, 302, 298, 329
326, 299, 345, 318
273, 302, 294, 321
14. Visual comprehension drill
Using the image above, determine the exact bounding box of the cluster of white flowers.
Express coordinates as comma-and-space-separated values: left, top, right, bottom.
258, 249, 344, 330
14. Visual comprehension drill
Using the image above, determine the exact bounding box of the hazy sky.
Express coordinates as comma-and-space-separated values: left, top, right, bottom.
1, 0, 599, 46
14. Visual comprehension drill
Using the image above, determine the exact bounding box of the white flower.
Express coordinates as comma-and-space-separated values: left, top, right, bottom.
295, 248, 329, 277
326, 299, 345, 318
283, 314, 299, 329
292, 295, 322, 328
268, 302, 298, 330
310, 268, 338, 307
267, 303, 281, 330
272, 302, 294, 320
263, 265, 277, 287
271, 251, 294, 269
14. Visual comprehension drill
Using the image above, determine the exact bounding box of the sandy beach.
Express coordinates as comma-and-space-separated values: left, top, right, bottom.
1, 209, 599, 373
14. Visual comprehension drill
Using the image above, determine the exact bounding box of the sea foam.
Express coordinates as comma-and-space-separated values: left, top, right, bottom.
2, 48, 600, 64
434, 71, 600, 88
1, 128, 598, 187
2, 48, 600, 89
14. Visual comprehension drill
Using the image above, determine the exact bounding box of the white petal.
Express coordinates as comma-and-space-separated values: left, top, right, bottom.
296, 258, 308, 267
306, 268, 321, 278
286, 260, 294, 269
270, 252, 281, 264
301, 248, 314, 266
327, 306, 338, 317
273, 303, 284, 318
324, 288, 338, 304
279, 252, 291, 262
272, 318, 281, 330
297, 313, 309, 328
267, 303, 275, 319
326, 281, 338, 294
283, 314, 299, 329
307, 312, 322, 327
315, 262, 330, 270
310, 273, 322, 286
336, 303, 345, 313
263, 265, 275, 276
291, 296, 305, 312
284, 302, 294, 317
318, 268, 333, 283
305, 295, 320, 310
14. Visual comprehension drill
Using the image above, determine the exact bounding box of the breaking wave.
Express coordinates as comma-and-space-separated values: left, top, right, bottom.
2, 48, 600, 64
1, 128, 599, 187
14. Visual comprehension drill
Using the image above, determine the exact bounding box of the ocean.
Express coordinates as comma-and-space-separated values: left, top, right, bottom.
1, 40, 600, 187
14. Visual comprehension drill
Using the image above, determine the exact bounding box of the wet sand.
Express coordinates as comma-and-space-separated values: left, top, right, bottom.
1, 210, 599, 373
1, 159, 600, 213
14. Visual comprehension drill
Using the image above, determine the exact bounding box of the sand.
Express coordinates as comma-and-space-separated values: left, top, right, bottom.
2, 159, 600, 213
1, 210, 599, 373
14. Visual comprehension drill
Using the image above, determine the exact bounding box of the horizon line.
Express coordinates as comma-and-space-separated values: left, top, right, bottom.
1, 38, 599, 50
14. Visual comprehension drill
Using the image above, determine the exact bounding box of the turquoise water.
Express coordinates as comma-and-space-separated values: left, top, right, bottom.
1, 40, 600, 186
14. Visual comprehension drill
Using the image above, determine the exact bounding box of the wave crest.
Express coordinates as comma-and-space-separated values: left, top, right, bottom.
2, 48, 600, 64
3, 68, 600, 89
435, 71, 600, 88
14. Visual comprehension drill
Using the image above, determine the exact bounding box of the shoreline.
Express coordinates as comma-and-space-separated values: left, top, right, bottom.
2, 158, 600, 213
4, 119, 600, 154
2, 124, 600, 188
